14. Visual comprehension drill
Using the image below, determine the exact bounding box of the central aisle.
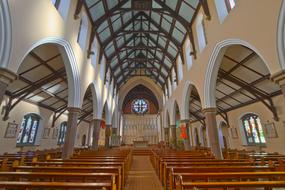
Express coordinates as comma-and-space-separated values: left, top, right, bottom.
125, 156, 163, 190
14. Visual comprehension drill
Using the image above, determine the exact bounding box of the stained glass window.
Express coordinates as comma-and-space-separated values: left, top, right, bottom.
58, 122, 67, 145
132, 99, 148, 114
242, 113, 266, 145
17, 114, 40, 146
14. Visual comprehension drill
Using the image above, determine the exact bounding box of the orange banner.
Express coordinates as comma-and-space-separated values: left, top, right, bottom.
180, 123, 187, 139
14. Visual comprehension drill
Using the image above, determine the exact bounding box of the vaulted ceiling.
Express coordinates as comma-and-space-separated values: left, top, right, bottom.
82, 0, 209, 89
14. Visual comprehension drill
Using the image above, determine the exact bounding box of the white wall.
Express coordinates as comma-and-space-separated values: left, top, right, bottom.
0, 96, 89, 154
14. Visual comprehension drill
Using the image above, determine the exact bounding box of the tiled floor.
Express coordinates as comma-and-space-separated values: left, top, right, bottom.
125, 156, 163, 190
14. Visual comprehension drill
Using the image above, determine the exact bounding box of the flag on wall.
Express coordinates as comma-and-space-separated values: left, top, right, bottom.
180, 123, 187, 139
100, 120, 105, 129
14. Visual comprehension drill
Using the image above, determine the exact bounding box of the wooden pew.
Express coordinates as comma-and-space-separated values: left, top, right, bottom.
13, 165, 123, 190
165, 165, 275, 190
0, 181, 113, 189
162, 160, 255, 184
159, 158, 251, 180
176, 180, 285, 190
0, 171, 117, 189
172, 171, 285, 190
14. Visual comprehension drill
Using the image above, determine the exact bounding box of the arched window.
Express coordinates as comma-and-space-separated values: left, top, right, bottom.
171, 68, 177, 90
17, 113, 41, 146
58, 121, 67, 145
91, 39, 98, 68
225, 0, 236, 12
242, 113, 266, 145
185, 39, 193, 70
50, 0, 70, 20
196, 13, 207, 52
177, 56, 183, 81
132, 99, 148, 114
82, 134, 86, 146
77, 12, 89, 49
51, 0, 60, 9
215, 0, 236, 23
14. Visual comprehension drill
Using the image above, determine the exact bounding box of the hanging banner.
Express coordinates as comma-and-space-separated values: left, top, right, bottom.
100, 120, 106, 129
180, 123, 187, 139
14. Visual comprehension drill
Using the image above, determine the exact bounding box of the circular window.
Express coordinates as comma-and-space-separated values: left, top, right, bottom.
132, 99, 148, 114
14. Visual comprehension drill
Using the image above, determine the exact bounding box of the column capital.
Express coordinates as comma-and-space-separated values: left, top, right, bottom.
202, 107, 217, 114
180, 119, 190, 123
271, 70, 285, 86
0, 68, 17, 85
91, 118, 102, 122
67, 107, 81, 113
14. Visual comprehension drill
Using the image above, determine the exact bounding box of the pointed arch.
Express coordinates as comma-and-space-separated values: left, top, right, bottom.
277, 0, 285, 70
81, 82, 99, 120
0, 0, 12, 68
17, 37, 81, 108
204, 39, 275, 108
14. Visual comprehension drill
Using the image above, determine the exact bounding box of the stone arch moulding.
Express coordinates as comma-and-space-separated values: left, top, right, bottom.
167, 99, 178, 125
118, 77, 163, 111
104, 102, 112, 125
16, 37, 81, 108
180, 81, 194, 121
277, 0, 285, 70
204, 38, 275, 108
0, 0, 12, 68
82, 82, 100, 120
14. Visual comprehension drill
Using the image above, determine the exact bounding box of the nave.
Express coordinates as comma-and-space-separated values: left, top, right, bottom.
1, 0, 285, 189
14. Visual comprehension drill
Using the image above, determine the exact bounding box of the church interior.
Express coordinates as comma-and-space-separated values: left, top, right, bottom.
1, 0, 285, 189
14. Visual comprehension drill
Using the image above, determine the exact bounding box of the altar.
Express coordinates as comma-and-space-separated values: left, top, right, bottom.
133, 140, 148, 148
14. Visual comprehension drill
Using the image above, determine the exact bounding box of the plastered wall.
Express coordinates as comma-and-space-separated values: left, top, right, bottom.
0, 96, 89, 154
190, 94, 285, 154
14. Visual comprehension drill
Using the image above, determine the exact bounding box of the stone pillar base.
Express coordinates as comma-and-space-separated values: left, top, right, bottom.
203, 108, 223, 159
105, 125, 111, 149
91, 119, 101, 150
170, 125, 177, 149
62, 107, 81, 159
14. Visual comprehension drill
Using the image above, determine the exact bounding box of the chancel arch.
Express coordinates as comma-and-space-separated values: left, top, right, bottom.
121, 84, 160, 146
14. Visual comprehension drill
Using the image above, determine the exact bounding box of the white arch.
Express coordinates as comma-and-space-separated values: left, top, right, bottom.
180, 81, 193, 120
17, 37, 81, 108
103, 101, 112, 125
82, 82, 100, 120
204, 38, 274, 108
0, 0, 12, 68
167, 99, 180, 125
277, 0, 285, 70
118, 76, 163, 111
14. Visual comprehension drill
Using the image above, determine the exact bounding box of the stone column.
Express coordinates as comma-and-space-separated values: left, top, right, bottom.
62, 107, 81, 159
91, 119, 102, 150
189, 124, 194, 147
202, 108, 223, 159
87, 121, 93, 147
170, 124, 177, 149
271, 71, 285, 98
164, 127, 170, 144
105, 124, 111, 149
0, 68, 17, 105
180, 120, 191, 150
112, 127, 117, 135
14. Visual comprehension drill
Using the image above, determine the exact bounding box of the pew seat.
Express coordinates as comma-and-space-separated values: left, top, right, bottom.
0, 181, 113, 190
176, 180, 285, 190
